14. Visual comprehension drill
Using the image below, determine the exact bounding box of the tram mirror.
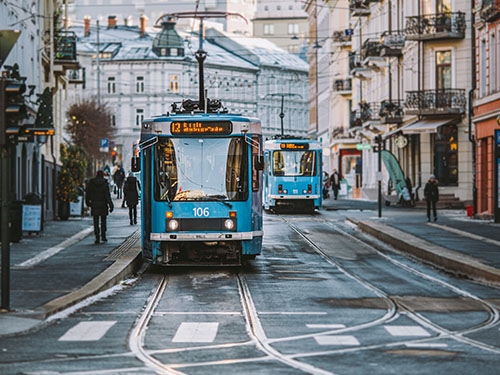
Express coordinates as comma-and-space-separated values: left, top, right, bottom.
131, 156, 140, 172
254, 155, 264, 171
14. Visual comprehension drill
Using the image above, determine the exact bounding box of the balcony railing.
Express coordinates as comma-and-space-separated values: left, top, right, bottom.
405, 89, 467, 116
380, 34, 405, 57
333, 78, 352, 94
68, 68, 85, 85
361, 39, 382, 60
54, 31, 79, 70
405, 12, 466, 41
480, 0, 500, 22
379, 99, 404, 124
349, 0, 371, 17
332, 30, 352, 44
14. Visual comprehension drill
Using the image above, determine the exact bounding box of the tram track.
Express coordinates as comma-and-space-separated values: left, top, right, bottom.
281, 214, 500, 355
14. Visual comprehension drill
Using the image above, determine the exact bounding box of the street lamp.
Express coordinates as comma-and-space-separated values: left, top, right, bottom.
264, 93, 303, 136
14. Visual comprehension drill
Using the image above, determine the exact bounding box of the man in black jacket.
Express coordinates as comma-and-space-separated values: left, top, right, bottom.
86, 170, 114, 244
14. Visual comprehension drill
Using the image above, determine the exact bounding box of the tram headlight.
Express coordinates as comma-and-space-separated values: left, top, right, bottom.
167, 219, 179, 231
224, 219, 235, 230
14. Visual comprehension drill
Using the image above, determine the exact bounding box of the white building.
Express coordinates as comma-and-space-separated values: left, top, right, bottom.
70, 15, 309, 169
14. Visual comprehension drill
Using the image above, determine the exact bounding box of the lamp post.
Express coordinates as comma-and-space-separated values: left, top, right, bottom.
264, 93, 303, 136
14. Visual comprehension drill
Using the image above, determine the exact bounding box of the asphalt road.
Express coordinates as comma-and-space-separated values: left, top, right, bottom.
1, 209, 500, 375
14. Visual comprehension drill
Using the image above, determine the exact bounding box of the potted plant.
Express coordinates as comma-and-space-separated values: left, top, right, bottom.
56, 144, 88, 220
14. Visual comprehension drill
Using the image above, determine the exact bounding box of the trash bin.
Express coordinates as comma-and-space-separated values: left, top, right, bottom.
465, 205, 474, 217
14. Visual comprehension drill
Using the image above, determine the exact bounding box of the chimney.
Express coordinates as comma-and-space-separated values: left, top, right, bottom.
108, 15, 117, 29
140, 15, 147, 37
84, 16, 91, 37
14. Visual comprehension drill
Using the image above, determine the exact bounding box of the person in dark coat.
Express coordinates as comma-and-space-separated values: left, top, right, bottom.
424, 174, 439, 222
86, 170, 114, 243
329, 169, 341, 200
123, 172, 140, 225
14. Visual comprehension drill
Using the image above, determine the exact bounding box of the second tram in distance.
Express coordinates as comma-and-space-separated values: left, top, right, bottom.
133, 99, 264, 266
263, 136, 322, 212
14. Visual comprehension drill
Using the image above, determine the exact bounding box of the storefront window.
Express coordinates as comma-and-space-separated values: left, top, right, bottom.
434, 124, 458, 186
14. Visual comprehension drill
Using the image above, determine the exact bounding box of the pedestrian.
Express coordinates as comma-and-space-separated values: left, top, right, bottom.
424, 174, 439, 222
85, 170, 114, 244
322, 171, 330, 199
329, 169, 341, 200
113, 165, 126, 199
123, 171, 140, 225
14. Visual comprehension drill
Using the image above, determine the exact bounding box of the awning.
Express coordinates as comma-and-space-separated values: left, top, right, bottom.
402, 118, 456, 134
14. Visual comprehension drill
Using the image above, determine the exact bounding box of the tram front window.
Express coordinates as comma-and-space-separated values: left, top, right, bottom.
273, 150, 316, 177
155, 137, 248, 202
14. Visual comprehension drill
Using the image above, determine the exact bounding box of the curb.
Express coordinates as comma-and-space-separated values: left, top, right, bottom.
355, 219, 500, 286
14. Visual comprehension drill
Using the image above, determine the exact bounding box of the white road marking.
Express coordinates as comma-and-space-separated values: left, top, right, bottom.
306, 324, 346, 329
17, 226, 94, 267
259, 311, 328, 315
58, 321, 117, 341
314, 335, 360, 346
384, 325, 431, 337
172, 322, 219, 343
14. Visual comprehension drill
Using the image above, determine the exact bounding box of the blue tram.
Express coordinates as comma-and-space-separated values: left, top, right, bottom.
263, 137, 322, 212
133, 99, 264, 266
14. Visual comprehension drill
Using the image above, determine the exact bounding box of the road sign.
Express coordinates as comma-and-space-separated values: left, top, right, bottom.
99, 138, 109, 153
356, 143, 371, 150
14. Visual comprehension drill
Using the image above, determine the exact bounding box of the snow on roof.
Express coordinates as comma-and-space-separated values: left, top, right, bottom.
70, 23, 306, 72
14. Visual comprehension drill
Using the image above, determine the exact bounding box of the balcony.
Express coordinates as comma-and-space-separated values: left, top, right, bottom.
332, 30, 352, 45
332, 78, 352, 95
379, 99, 404, 124
405, 12, 466, 41
480, 0, 500, 22
405, 89, 466, 116
349, 52, 372, 79
68, 67, 85, 85
380, 34, 405, 57
349, 0, 370, 17
54, 31, 79, 70
361, 39, 386, 69
357, 101, 381, 124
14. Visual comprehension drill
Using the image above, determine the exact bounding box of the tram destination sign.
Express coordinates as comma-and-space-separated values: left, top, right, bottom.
171, 120, 232, 135
280, 143, 309, 150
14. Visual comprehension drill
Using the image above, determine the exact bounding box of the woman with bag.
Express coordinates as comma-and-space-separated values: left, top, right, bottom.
123, 172, 141, 225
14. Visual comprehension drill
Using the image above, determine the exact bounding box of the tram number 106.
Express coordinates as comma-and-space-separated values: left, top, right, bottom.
193, 207, 210, 217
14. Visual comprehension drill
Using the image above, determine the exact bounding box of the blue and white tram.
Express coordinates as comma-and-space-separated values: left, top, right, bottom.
263, 137, 322, 212
134, 100, 264, 266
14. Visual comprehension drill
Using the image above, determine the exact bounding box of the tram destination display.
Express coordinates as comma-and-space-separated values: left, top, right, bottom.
171, 120, 232, 135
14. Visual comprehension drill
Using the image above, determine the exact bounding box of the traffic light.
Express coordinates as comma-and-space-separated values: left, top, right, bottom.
0, 77, 27, 146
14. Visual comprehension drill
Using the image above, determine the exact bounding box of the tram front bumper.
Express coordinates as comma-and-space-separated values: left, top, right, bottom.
150, 231, 263, 241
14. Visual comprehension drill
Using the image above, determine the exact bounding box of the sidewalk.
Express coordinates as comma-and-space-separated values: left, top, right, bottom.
323, 192, 500, 286
0, 197, 142, 336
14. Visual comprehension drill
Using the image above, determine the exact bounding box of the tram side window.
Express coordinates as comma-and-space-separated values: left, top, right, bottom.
155, 139, 178, 201
273, 151, 284, 176
252, 135, 261, 192
226, 138, 248, 200
300, 151, 316, 176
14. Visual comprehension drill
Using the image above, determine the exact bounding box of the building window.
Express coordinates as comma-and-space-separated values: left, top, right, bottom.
497, 31, 500, 92
170, 75, 179, 93
264, 24, 274, 35
435, 50, 451, 89
288, 24, 299, 35
111, 114, 116, 127
107, 77, 116, 94
136, 76, 144, 93
480, 40, 486, 97
434, 124, 458, 186
136, 109, 144, 126
491, 33, 496, 94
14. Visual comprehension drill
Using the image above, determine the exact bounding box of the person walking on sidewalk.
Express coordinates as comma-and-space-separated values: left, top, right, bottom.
86, 170, 114, 243
123, 172, 140, 225
424, 174, 439, 222
329, 169, 341, 200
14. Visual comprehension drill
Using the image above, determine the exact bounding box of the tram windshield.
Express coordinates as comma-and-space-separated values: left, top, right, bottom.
272, 150, 316, 177
155, 137, 248, 202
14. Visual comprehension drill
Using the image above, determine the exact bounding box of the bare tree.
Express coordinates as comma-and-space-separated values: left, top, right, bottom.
66, 98, 115, 158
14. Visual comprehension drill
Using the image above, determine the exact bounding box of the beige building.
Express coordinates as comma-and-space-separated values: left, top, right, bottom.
308, 0, 472, 204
